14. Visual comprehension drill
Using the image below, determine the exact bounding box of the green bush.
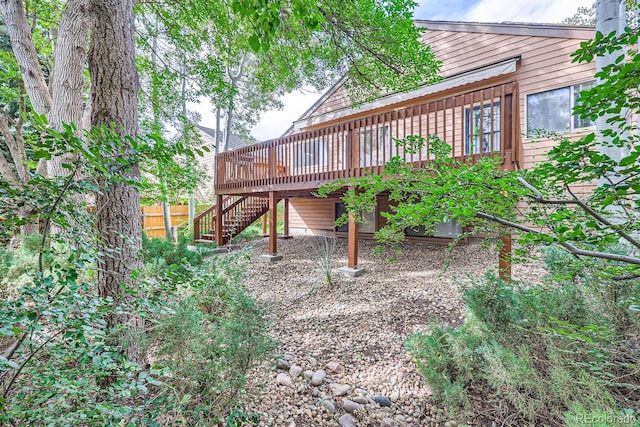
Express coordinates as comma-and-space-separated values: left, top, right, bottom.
0, 234, 56, 297
146, 250, 273, 425
408, 258, 640, 425
1, 239, 270, 426
141, 234, 210, 278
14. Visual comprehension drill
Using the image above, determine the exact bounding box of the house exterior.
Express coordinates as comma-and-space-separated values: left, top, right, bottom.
195, 125, 252, 200
194, 20, 596, 274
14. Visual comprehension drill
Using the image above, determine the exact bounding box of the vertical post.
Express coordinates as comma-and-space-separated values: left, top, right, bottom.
262, 212, 268, 236
269, 192, 277, 255
215, 194, 223, 246
283, 198, 290, 237
260, 192, 283, 262
338, 193, 365, 277
498, 232, 512, 282
347, 210, 359, 269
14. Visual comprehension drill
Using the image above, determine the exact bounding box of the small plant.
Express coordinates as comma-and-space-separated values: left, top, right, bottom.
142, 234, 210, 279
148, 250, 273, 424
310, 236, 337, 286
226, 408, 261, 426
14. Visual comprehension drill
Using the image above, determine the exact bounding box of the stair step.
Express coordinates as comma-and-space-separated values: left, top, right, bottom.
194, 239, 215, 244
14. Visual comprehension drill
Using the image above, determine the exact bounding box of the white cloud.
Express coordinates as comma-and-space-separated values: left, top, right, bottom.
250, 89, 320, 141
463, 0, 595, 23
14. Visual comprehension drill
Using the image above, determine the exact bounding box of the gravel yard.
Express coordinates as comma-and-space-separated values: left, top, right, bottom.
234, 236, 545, 427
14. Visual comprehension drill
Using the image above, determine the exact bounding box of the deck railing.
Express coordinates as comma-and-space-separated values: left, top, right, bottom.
215, 82, 520, 194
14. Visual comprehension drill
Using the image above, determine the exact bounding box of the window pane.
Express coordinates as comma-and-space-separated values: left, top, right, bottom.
465, 102, 500, 154
359, 210, 376, 233
527, 87, 571, 136
360, 126, 390, 167
294, 138, 328, 167
335, 203, 376, 233
573, 81, 595, 129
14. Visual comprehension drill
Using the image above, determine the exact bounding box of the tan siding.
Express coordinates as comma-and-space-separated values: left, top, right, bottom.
289, 26, 598, 233
289, 198, 336, 231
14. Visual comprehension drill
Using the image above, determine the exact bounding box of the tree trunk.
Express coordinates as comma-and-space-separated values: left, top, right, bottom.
215, 107, 221, 154
88, 0, 145, 366
47, 0, 93, 176
0, 0, 52, 115
223, 105, 233, 153
162, 200, 172, 240
595, 0, 627, 188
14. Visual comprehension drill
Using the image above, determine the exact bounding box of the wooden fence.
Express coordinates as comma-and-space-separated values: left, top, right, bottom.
142, 205, 189, 238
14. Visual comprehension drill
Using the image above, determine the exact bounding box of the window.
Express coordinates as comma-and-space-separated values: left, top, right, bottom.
465, 102, 501, 155
573, 81, 595, 129
404, 220, 462, 238
295, 137, 328, 168
526, 81, 595, 137
359, 126, 391, 167
335, 203, 376, 233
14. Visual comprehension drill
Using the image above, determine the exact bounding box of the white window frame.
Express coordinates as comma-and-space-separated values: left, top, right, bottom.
464, 102, 501, 155
526, 81, 596, 137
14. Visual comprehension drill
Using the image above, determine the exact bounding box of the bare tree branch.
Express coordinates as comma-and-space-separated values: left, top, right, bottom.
565, 185, 640, 250
0, 150, 20, 188
476, 212, 640, 266
0, 110, 28, 182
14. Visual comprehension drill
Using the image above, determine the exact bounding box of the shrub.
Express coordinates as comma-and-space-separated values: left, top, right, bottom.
408, 262, 640, 425
141, 234, 210, 278
146, 250, 273, 425
0, 241, 270, 426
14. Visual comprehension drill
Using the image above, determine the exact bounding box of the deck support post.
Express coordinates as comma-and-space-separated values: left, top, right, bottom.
261, 212, 268, 236
338, 205, 364, 277
282, 198, 290, 238
214, 194, 223, 246
260, 191, 282, 262
498, 232, 512, 282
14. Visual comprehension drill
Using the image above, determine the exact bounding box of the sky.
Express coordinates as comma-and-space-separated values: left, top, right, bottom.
194, 0, 595, 141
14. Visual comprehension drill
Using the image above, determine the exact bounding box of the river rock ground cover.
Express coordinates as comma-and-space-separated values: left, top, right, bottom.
233, 236, 544, 427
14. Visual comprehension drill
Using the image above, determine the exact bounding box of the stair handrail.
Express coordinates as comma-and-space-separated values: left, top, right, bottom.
193, 195, 234, 241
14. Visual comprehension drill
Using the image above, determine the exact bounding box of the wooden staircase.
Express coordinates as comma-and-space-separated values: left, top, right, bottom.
193, 195, 269, 245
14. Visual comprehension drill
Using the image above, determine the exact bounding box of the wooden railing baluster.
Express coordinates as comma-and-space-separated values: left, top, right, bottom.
210, 83, 520, 195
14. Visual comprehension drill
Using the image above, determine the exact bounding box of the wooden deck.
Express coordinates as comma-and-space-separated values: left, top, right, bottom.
203, 82, 521, 281
215, 82, 522, 196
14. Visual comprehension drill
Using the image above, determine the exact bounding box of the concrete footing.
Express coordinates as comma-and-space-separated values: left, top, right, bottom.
338, 266, 365, 277
260, 254, 283, 262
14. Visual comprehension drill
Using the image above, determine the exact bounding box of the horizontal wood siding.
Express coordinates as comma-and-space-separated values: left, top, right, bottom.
289, 198, 336, 231
302, 27, 595, 175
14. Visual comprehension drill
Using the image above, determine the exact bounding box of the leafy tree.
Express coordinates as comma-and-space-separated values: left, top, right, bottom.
563, 0, 638, 27
1, 0, 441, 406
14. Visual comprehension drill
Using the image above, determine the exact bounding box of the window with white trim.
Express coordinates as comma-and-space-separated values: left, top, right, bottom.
465, 102, 501, 155
526, 81, 595, 137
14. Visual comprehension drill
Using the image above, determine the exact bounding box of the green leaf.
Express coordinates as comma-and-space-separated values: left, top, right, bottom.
248, 35, 261, 52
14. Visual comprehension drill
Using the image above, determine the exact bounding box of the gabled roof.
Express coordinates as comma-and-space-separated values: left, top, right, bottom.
197, 125, 252, 152
284, 19, 595, 136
